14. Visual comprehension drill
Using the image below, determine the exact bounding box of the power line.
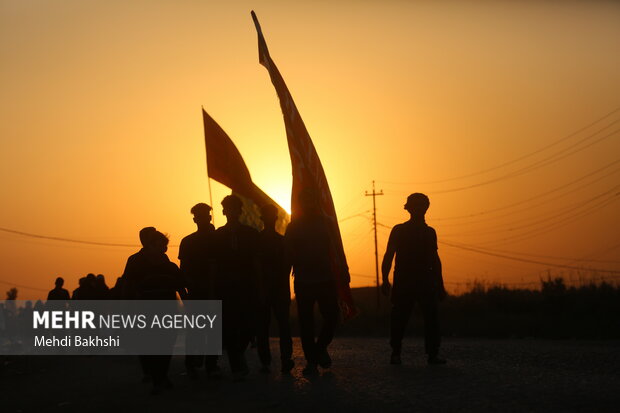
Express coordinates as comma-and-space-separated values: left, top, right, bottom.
440, 239, 620, 265
565, 240, 620, 266
439, 243, 534, 273
483, 194, 619, 247
378, 107, 620, 185
430, 128, 619, 194
0, 278, 48, 293
364, 167, 620, 235
338, 211, 371, 223
439, 240, 620, 274
441, 186, 620, 237
0, 227, 182, 249
433, 160, 620, 224
376, 222, 391, 230
0, 227, 141, 248
382, 125, 619, 195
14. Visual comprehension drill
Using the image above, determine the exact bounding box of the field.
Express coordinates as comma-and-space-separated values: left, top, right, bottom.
339, 280, 620, 339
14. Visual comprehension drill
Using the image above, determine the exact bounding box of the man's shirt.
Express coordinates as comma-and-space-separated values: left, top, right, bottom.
285, 214, 333, 285
259, 229, 291, 300
47, 288, 70, 301
178, 225, 216, 295
214, 222, 260, 299
387, 219, 441, 294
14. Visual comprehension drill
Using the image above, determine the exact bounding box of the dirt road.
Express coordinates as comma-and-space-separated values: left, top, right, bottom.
2, 338, 618, 412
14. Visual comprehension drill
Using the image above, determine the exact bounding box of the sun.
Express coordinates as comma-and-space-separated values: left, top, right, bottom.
267, 187, 291, 216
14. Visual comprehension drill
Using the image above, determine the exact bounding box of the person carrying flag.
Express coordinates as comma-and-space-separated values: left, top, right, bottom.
285, 189, 340, 375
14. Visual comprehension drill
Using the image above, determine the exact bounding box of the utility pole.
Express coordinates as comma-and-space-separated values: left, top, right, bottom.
365, 180, 383, 311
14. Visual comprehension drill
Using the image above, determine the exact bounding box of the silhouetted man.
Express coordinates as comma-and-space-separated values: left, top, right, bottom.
71, 275, 96, 300
256, 204, 294, 374
382, 193, 446, 365
179, 202, 220, 379
135, 230, 183, 394
93, 274, 110, 299
120, 226, 158, 386
47, 277, 70, 301
285, 190, 339, 375
109, 277, 124, 300
214, 195, 260, 381
121, 227, 157, 300
123, 229, 183, 394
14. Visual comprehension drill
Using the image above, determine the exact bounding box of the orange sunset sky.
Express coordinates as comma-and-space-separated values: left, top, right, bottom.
1, 1, 619, 300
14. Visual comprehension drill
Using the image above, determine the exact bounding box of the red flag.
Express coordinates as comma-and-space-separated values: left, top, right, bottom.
251, 12, 357, 319
202, 108, 289, 233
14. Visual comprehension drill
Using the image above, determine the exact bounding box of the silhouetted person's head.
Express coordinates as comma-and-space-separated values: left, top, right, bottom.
298, 188, 320, 216
222, 195, 243, 223
148, 230, 169, 255
78, 277, 87, 288
404, 193, 430, 219
190, 203, 212, 230
55, 277, 64, 288
86, 273, 96, 287
261, 204, 278, 230
96, 274, 106, 287
139, 226, 157, 248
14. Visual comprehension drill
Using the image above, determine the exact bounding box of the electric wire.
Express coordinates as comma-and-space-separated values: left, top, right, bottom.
381, 125, 619, 195
440, 186, 619, 237
378, 107, 620, 185
433, 161, 620, 225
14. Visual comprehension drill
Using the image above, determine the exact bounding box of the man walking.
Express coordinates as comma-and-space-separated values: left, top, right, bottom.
214, 195, 260, 380
382, 193, 447, 365
285, 190, 340, 375
256, 204, 294, 373
179, 203, 220, 378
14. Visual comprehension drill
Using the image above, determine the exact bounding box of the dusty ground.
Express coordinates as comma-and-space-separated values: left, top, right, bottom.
2, 338, 619, 412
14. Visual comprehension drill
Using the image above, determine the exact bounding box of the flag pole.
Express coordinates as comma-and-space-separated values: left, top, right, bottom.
208, 177, 215, 227
202, 106, 216, 227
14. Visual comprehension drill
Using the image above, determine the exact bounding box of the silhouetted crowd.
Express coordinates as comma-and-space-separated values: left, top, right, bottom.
40, 192, 447, 395
48, 273, 115, 301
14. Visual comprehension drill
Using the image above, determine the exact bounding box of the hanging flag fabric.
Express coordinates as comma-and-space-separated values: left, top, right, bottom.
250, 11, 356, 319
202, 108, 289, 234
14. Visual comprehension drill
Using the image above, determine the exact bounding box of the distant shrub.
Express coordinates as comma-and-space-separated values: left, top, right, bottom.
327, 276, 620, 339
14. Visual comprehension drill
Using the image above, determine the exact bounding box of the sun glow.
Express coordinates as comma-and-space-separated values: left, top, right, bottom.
261, 183, 292, 216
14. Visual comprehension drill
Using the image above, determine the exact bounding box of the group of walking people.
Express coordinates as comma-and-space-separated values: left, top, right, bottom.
119, 192, 346, 393
47, 191, 447, 395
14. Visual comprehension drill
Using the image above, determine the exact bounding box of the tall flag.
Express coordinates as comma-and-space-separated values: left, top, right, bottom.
202, 108, 290, 234
251, 11, 356, 319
